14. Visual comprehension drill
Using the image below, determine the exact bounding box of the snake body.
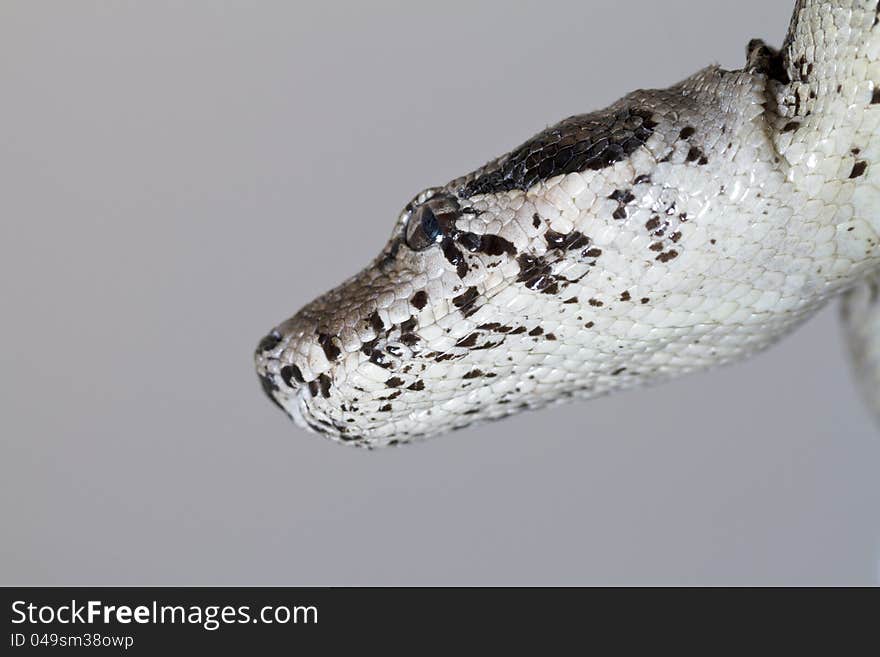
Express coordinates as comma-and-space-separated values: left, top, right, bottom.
256, 0, 880, 447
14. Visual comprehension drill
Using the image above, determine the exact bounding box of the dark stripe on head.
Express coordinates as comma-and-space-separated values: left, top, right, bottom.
458, 107, 657, 197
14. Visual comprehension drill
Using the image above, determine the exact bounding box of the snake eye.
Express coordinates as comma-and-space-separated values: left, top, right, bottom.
405, 204, 443, 251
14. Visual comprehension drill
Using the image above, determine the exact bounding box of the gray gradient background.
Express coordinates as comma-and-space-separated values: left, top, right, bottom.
2, 0, 879, 586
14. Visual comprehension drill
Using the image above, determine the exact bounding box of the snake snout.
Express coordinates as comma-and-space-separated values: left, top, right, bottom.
254, 327, 309, 411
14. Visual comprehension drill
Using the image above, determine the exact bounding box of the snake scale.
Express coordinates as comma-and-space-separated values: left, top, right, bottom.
255, 0, 880, 447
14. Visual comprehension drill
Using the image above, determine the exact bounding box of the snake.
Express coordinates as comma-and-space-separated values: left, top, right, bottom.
255, 0, 880, 447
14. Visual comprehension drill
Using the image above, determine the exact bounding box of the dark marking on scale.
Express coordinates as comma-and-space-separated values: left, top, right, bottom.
317, 333, 341, 361
368, 311, 384, 335
686, 146, 708, 165
850, 161, 868, 178
609, 189, 636, 220
455, 333, 480, 348
453, 286, 481, 317
545, 230, 590, 251
280, 364, 304, 387
411, 290, 428, 310
318, 373, 332, 398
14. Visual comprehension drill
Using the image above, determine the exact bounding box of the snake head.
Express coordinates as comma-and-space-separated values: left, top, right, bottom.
253, 100, 695, 447
254, 149, 625, 447
254, 79, 774, 448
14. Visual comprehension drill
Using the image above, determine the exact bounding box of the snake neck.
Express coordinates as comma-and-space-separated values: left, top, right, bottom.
757, 0, 880, 236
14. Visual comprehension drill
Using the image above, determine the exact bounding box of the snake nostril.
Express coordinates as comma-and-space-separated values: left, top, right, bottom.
256, 329, 283, 357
